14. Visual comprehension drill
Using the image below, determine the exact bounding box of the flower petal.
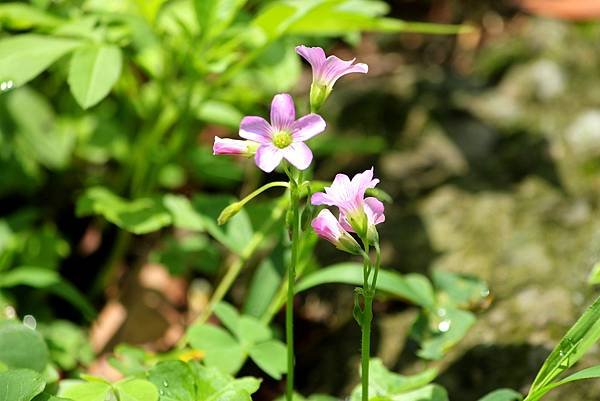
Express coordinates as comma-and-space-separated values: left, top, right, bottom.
255, 144, 284, 173
295, 45, 326, 70
364, 197, 385, 225
270, 93, 296, 130
311, 192, 331, 206
311, 209, 342, 243
321, 56, 368, 86
240, 116, 272, 143
282, 142, 313, 170
213, 137, 250, 155
292, 114, 326, 141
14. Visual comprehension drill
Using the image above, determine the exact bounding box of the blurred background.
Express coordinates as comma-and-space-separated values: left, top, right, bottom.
2, 0, 600, 400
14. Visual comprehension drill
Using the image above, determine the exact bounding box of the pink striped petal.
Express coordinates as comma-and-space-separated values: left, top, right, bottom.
295, 45, 326, 70
282, 142, 313, 170
321, 56, 368, 86
255, 144, 283, 173
292, 114, 326, 141
270, 93, 296, 131
240, 116, 272, 143
364, 197, 385, 225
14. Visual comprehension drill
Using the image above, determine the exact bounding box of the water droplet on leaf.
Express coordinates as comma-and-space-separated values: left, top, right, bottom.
0, 80, 14, 92
438, 319, 451, 332
23, 314, 36, 330
163, 380, 169, 387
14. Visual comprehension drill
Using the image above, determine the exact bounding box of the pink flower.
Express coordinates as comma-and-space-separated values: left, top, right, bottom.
296, 45, 368, 111
238, 93, 326, 173
311, 209, 361, 254
311, 168, 385, 237
212, 137, 257, 156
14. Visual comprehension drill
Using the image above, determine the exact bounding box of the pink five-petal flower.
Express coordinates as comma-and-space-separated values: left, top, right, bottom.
296, 45, 368, 88
311, 168, 384, 237
296, 45, 368, 111
311, 209, 361, 254
238, 93, 326, 173
212, 137, 256, 156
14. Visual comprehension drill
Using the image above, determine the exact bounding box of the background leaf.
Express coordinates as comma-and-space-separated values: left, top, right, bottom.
68, 44, 123, 109
0, 321, 49, 372
0, 369, 45, 401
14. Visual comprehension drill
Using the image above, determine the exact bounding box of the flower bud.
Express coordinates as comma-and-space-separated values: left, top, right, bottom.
217, 202, 242, 225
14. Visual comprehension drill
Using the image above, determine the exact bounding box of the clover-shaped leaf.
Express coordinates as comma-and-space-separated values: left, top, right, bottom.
186, 302, 287, 378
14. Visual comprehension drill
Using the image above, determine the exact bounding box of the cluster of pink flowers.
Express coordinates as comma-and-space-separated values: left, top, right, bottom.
213, 45, 384, 248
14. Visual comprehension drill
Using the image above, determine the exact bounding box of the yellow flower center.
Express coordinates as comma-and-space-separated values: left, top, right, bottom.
272, 130, 293, 149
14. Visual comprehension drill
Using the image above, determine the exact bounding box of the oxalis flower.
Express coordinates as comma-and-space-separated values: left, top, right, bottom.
233, 93, 326, 173
296, 45, 368, 112
311, 168, 385, 242
311, 209, 361, 255
213, 137, 258, 156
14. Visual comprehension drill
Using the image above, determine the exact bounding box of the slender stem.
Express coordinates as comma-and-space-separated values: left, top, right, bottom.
237, 181, 289, 209
361, 291, 373, 401
287, 179, 301, 401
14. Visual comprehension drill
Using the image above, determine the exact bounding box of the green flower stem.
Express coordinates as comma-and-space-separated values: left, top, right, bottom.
287, 175, 301, 401
360, 239, 381, 401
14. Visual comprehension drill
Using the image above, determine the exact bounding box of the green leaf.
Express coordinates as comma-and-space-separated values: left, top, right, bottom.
413, 308, 476, 360
432, 270, 489, 308
32, 393, 72, 401
59, 381, 112, 401
243, 257, 282, 318
249, 340, 287, 380
163, 194, 205, 231
7, 87, 76, 169
0, 3, 62, 30
148, 361, 196, 401
213, 302, 241, 334
478, 389, 523, 401
192, 363, 260, 401
194, 0, 247, 41
114, 378, 158, 401
186, 324, 245, 374
196, 101, 243, 128
0, 34, 80, 86
225, 208, 254, 254
587, 261, 600, 285
68, 44, 123, 109
0, 320, 49, 372
237, 317, 271, 345
0, 369, 45, 401
296, 263, 435, 307
0, 267, 95, 320
76, 187, 172, 235
528, 295, 600, 394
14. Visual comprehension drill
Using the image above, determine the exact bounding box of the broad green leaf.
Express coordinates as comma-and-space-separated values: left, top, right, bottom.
68, 44, 123, 109
296, 263, 435, 307
528, 295, 600, 393
32, 394, 72, 401
0, 369, 45, 401
163, 194, 205, 231
0, 320, 49, 372
249, 340, 287, 380
0, 3, 62, 29
39, 320, 93, 371
237, 317, 271, 345
225, 208, 254, 254
0, 267, 95, 319
478, 389, 522, 401
7, 87, 76, 169
0, 34, 80, 86
243, 257, 282, 318
59, 381, 112, 401
214, 302, 241, 334
114, 378, 159, 401
194, 0, 247, 41
412, 308, 476, 360
148, 361, 196, 401
76, 187, 172, 235
432, 270, 489, 308
196, 101, 243, 128
192, 363, 260, 401
350, 359, 437, 400
186, 324, 245, 374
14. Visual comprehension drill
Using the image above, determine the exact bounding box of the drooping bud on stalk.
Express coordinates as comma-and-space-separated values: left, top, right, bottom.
311, 209, 361, 255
